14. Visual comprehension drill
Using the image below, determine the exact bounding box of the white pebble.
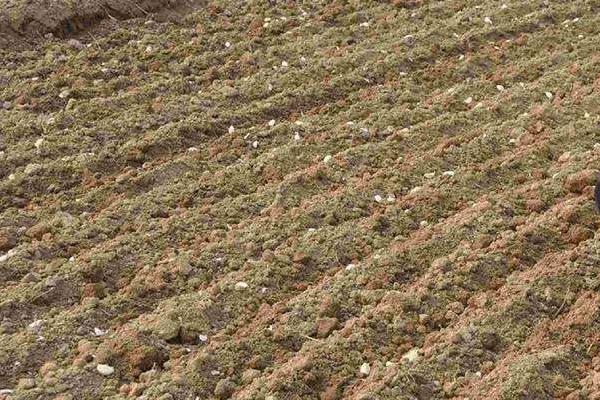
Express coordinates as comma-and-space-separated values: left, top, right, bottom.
28, 319, 44, 332
359, 22, 370, 27
374, 194, 383, 203
359, 362, 371, 376
228, 125, 235, 134
187, 147, 198, 152
294, 132, 301, 141
345, 263, 356, 271
268, 119, 275, 127
34, 138, 44, 149
387, 193, 396, 202
235, 281, 249, 290
0, 389, 14, 395
424, 172, 435, 179
24, 163, 41, 174
323, 155, 332, 163
58, 90, 70, 99
442, 170, 455, 177
252, 141, 259, 148
545, 91, 553, 99
501, 4, 508, 9
225, 41, 231, 48
8, 173, 16, 181
496, 84, 505, 91
409, 186, 422, 194
402, 348, 420, 362
484, 16, 492, 24
198, 334, 208, 342
464, 97, 473, 104
558, 151, 571, 163
281, 61, 288, 67
94, 327, 107, 336
96, 364, 115, 376
420, 220, 428, 227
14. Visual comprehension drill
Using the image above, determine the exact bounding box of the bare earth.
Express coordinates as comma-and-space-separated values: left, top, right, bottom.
1, 0, 600, 399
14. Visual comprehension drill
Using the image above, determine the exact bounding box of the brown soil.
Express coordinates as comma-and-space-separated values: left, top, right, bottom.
0, 0, 599, 399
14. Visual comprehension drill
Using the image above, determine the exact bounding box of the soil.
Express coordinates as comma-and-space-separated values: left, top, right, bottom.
0, 0, 599, 399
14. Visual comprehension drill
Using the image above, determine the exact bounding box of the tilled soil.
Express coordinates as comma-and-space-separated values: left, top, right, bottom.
1, 0, 600, 399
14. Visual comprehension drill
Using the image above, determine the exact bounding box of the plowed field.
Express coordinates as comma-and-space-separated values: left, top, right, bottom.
1, 1, 599, 399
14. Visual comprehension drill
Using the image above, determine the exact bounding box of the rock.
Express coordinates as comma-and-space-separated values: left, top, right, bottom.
27, 319, 44, 332
21, 272, 40, 283
564, 169, 596, 193
402, 348, 420, 363
26, 222, 49, 240
24, 163, 42, 174
1, 101, 11, 110
241, 368, 260, 383
403, 34, 415, 46
359, 362, 370, 376
235, 281, 249, 290
96, 364, 115, 376
315, 317, 338, 338
214, 378, 236, 399
0, 228, 17, 252
68, 39, 84, 50
17, 378, 35, 389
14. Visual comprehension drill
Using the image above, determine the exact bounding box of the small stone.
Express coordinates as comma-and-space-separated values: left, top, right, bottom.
403, 34, 415, 46
93, 327, 107, 336
96, 364, 115, 376
241, 368, 260, 383
18, 378, 36, 389
268, 119, 275, 127
225, 41, 231, 48
294, 132, 301, 141
228, 125, 235, 134
21, 272, 40, 283
0, 389, 13, 395
34, 138, 44, 149
564, 169, 596, 193
464, 96, 473, 104
558, 151, 571, 163
359, 362, 371, 376
58, 90, 70, 99
1, 101, 11, 110
402, 348, 420, 363
24, 163, 42, 174
281, 61, 288, 67
187, 147, 198, 152
443, 170, 455, 177
28, 319, 44, 332
323, 155, 332, 163
0, 228, 17, 252
374, 194, 383, 203
235, 281, 249, 290
545, 91, 553, 99
424, 172, 435, 179
345, 263, 356, 271
315, 317, 338, 338
484, 16, 492, 24
198, 334, 208, 343
252, 141, 259, 148
496, 84, 505, 91
214, 378, 236, 399
68, 39, 84, 50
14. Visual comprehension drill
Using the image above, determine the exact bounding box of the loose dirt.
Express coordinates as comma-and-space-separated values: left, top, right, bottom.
0, 0, 599, 399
